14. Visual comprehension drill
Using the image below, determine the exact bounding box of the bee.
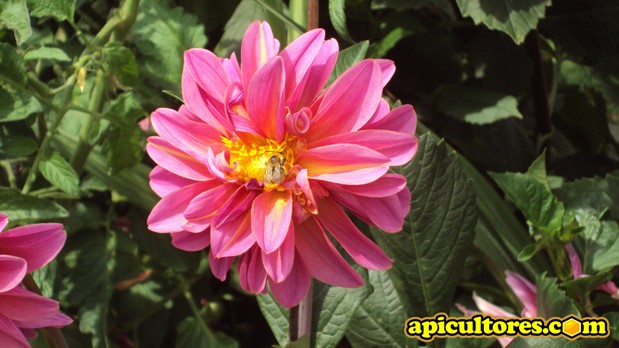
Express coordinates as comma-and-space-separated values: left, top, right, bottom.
263, 154, 287, 185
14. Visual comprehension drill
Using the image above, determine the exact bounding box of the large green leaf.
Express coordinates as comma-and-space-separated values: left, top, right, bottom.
436, 85, 523, 125
28, 0, 76, 22
0, 0, 31, 45
0, 43, 27, 86
455, 0, 551, 44
328, 0, 354, 43
509, 337, 583, 348
258, 275, 371, 348
0, 89, 43, 123
490, 153, 565, 234
0, 187, 68, 221
346, 270, 415, 348
39, 151, 80, 197
371, 135, 477, 342
535, 274, 579, 319
583, 220, 619, 273
0, 135, 37, 157
132, 0, 207, 89
102, 42, 139, 87
24, 46, 71, 61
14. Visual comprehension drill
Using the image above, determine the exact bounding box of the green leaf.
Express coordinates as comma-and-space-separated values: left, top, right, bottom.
455, 0, 551, 44
0, 135, 37, 157
604, 312, 619, 342
0, 0, 32, 45
436, 85, 523, 125
102, 93, 145, 173
102, 42, 139, 87
258, 276, 371, 348
583, 220, 619, 273
32, 259, 58, 298
508, 337, 583, 348
176, 317, 239, 348
554, 177, 612, 222
535, 274, 579, 319
0, 187, 68, 220
328, 41, 369, 85
28, 0, 76, 22
0, 42, 27, 86
39, 151, 80, 197
132, 0, 207, 89
346, 270, 414, 348
0, 89, 43, 123
371, 27, 413, 58
372, 134, 477, 323
329, 0, 355, 43
24, 46, 71, 61
214, 0, 268, 57
490, 153, 565, 234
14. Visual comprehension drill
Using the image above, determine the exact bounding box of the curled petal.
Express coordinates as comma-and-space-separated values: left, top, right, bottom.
296, 144, 389, 185
0, 223, 66, 272
295, 218, 363, 287
269, 255, 311, 308
212, 185, 258, 227
285, 107, 311, 135
295, 169, 317, 213
13, 311, 72, 329
315, 198, 392, 270
251, 191, 293, 254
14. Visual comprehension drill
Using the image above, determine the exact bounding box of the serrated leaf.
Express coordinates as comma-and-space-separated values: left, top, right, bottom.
132, 0, 207, 89
455, 0, 551, 44
436, 85, 523, 125
0, 42, 27, 86
214, 0, 268, 57
24, 46, 71, 61
371, 135, 477, 332
102, 42, 139, 86
329, 0, 354, 43
328, 41, 369, 85
28, 0, 76, 22
490, 153, 565, 234
535, 274, 579, 319
39, 151, 80, 197
346, 270, 414, 348
0, 89, 43, 123
259, 275, 371, 348
0, 187, 68, 220
0, 0, 31, 45
176, 317, 239, 348
0, 135, 37, 157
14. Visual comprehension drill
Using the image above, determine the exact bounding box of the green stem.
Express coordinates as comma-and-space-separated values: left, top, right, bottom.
1, 162, 17, 189
22, 76, 77, 194
288, 0, 308, 42
183, 289, 217, 342
256, 0, 305, 35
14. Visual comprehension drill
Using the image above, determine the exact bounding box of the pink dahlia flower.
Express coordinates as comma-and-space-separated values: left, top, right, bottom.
146, 21, 418, 307
0, 214, 72, 347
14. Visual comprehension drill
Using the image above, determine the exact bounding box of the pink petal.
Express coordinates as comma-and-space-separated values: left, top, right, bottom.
329, 174, 407, 197
374, 59, 395, 87
309, 60, 382, 140
262, 224, 295, 283
295, 169, 317, 213
208, 251, 234, 281
184, 49, 229, 103
505, 271, 537, 317
363, 104, 417, 136
315, 198, 392, 270
311, 129, 416, 166
246, 56, 285, 141
149, 166, 196, 198
0, 223, 66, 272
181, 66, 232, 135
211, 210, 255, 258
238, 246, 267, 293
0, 287, 59, 322
280, 29, 325, 94
146, 137, 212, 181
251, 191, 293, 254
212, 185, 258, 227
596, 281, 619, 299
241, 21, 280, 91
565, 243, 582, 278
269, 255, 311, 308
222, 53, 242, 84
472, 292, 516, 318
14, 311, 72, 329
147, 181, 216, 233
171, 230, 210, 252
0, 214, 7, 231
0, 256, 26, 292
0, 315, 29, 348
296, 144, 389, 185
183, 183, 238, 232
150, 108, 222, 160
295, 218, 363, 287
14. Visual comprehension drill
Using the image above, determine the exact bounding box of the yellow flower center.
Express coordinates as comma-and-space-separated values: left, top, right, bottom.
222, 137, 296, 190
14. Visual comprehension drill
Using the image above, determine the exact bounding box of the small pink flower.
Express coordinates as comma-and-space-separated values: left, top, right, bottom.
565, 243, 619, 299
146, 21, 417, 307
0, 214, 72, 347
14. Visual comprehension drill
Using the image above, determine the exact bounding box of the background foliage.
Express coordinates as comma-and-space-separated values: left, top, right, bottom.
1, 0, 618, 347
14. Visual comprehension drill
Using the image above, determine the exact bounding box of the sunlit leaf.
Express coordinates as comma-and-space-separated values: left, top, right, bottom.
0, 0, 31, 45
0, 188, 68, 220
39, 151, 80, 197
436, 85, 523, 125
24, 46, 71, 61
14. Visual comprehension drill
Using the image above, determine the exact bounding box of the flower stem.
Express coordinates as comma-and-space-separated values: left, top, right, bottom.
23, 275, 69, 348
289, 283, 312, 347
